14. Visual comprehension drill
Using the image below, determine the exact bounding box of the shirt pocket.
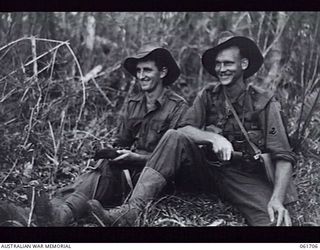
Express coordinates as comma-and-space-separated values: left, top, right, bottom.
247, 130, 264, 149
127, 117, 143, 135
150, 119, 170, 136
140, 119, 170, 151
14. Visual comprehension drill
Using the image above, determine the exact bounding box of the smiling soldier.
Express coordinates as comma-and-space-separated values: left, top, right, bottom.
0, 43, 188, 226
88, 31, 298, 227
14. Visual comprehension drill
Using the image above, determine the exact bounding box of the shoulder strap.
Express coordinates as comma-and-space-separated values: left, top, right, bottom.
223, 88, 262, 159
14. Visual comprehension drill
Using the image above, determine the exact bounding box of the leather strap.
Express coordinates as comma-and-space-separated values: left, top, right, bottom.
223, 88, 261, 159
122, 169, 133, 190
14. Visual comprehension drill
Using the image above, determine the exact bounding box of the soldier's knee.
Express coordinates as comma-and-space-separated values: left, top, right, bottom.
164, 129, 177, 136
161, 129, 178, 140
164, 129, 186, 141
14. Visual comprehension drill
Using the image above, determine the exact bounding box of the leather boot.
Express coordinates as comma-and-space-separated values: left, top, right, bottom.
51, 204, 73, 226
0, 201, 29, 227
51, 191, 89, 226
88, 167, 166, 226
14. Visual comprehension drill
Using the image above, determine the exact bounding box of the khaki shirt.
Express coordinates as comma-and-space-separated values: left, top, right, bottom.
114, 88, 188, 153
179, 82, 296, 164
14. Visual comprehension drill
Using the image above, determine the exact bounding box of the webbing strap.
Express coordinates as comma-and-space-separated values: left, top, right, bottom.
122, 169, 133, 190
223, 88, 261, 159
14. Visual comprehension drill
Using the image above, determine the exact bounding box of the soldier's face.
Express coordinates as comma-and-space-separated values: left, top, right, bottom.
136, 61, 165, 93
214, 46, 245, 86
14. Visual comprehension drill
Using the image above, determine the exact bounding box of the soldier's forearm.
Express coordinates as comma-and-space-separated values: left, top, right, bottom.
178, 125, 222, 146
270, 160, 292, 203
134, 152, 151, 164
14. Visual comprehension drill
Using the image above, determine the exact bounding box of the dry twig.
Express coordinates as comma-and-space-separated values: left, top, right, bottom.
27, 186, 36, 227
0, 159, 18, 186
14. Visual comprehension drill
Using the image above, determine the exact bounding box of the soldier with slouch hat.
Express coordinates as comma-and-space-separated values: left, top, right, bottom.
88, 31, 297, 226
0, 43, 188, 226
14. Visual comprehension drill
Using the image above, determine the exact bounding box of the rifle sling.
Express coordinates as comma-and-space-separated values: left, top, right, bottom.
223, 88, 261, 158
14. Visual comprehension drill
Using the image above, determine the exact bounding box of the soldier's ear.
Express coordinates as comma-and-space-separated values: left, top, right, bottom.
241, 58, 249, 70
160, 67, 168, 79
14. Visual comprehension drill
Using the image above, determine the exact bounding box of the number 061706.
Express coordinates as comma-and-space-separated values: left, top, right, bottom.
300, 244, 318, 248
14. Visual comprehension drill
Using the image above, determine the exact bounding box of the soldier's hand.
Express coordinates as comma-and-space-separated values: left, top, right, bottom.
267, 198, 292, 226
111, 149, 142, 163
210, 134, 234, 161
93, 146, 119, 161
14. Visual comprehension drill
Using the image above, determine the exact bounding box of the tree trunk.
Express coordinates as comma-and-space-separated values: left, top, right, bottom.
263, 12, 289, 90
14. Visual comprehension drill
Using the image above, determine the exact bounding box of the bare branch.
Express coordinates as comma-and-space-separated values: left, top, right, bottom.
64, 43, 86, 132
27, 186, 36, 227
0, 159, 18, 186
263, 12, 290, 57
23, 108, 36, 147
0, 41, 67, 83
31, 36, 38, 82
257, 12, 266, 45
91, 77, 115, 107
232, 12, 249, 31
48, 121, 58, 156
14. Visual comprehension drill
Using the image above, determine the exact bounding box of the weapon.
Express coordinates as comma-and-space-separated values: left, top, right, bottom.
82, 146, 120, 172
93, 146, 120, 161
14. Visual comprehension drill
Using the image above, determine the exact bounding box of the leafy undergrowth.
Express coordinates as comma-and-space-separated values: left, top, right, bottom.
287, 153, 320, 226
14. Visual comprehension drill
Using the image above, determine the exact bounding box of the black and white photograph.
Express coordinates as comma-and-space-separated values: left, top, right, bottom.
0, 12, 319, 239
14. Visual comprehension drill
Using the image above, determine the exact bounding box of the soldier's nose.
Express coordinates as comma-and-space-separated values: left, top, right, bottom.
137, 71, 145, 79
220, 64, 226, 72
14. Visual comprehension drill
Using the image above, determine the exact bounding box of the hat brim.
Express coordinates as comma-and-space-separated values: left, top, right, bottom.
202, 36, 264, 79
123, 48, 180, 85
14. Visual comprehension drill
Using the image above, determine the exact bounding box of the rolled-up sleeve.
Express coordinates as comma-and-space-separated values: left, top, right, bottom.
178, 89, 208, 129
265, 99, 296, 165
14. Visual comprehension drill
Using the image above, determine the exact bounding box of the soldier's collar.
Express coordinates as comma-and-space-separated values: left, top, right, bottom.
154, 88, 169, 107
247, 83, 274, 110
210, 81, 274, 110
221, 82, 247, 105
129, 88, 169, 108
136, 87, 169, 108
128, 92, 144, 102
